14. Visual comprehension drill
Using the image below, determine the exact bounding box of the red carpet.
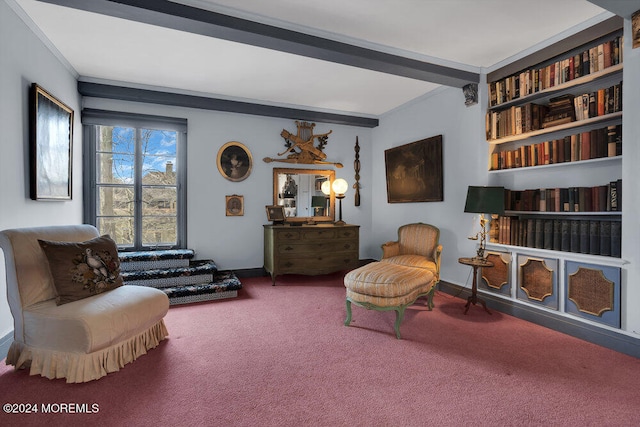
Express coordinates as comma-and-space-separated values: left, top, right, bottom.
1, 272, 639, 426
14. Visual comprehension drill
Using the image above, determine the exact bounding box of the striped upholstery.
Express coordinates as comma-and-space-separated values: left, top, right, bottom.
344, 262, 434, 298
344, 223, 441, 338
345, 262, 435, 306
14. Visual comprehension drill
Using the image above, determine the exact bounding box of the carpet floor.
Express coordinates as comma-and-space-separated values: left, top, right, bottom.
1, 272, 639, 426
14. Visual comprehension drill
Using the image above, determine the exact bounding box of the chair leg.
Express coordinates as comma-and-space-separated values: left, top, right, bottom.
344, 299, 352, 326
427, 288, 435, 310
394, 306, 406, 339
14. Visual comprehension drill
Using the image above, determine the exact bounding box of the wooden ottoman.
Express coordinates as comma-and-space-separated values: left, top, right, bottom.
343, 261, 436, 339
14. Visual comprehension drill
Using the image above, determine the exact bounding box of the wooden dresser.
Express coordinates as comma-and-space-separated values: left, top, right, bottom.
264, 224, 359, 285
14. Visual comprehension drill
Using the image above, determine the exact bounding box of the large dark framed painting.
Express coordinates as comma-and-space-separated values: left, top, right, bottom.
30, 83, 74, 200
384, 135, 443, 203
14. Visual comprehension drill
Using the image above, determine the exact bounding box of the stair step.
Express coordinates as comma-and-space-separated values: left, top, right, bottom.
121, 260, 218, 283
161, 271, 242, 305
119, 249, 195, 271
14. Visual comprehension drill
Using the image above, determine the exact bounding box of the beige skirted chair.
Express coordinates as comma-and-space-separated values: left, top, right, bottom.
0, 225, 169, 383
344, 223, 442, 338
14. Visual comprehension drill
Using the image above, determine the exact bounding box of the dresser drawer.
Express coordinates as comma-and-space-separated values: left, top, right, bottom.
276, 239, 358, 255
276, 252, 359, 273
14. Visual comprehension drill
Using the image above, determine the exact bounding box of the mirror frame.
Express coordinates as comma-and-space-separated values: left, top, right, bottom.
272, 168, 335, 224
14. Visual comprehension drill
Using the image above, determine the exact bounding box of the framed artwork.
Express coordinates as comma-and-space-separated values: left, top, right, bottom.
217, 141, 252, 182
265, 205, 285, 223
384, 135, 443, 203
226, 195, 244, 216
29, 83, 74, 200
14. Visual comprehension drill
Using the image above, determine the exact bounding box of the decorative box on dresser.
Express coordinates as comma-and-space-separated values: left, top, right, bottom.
264, 224, 359, 285
481, 16, 629, 339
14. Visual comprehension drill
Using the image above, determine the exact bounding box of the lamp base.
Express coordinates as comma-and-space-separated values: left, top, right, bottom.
334, 220, 346, 226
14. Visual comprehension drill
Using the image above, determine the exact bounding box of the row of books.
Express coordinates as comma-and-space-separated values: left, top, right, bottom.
504, 181, 622, 213
490, 124, 622, 170
490, 217, 621, 258
489, 35, 623, 107
573, 83, 623, 121
486, 82, 622, 140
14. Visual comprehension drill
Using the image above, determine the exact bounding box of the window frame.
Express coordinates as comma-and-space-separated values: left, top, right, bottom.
82, 109, 187, 250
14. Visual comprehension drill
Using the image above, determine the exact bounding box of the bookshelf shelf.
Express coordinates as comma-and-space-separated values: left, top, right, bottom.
505, 210, 621, 218
489, 153, 621, 173
488, 64, 623, 111
485, 243, 627, 267
488, 112, 622, 145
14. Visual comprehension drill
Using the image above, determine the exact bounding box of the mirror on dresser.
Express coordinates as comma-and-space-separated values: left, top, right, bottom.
272, 168, 335, 223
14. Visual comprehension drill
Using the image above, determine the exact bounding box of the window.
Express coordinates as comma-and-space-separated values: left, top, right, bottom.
83, 110, 187, 250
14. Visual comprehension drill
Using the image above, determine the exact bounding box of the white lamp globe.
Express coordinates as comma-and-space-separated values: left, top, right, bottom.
321, 180, 331, 195
332, 178, 348, 195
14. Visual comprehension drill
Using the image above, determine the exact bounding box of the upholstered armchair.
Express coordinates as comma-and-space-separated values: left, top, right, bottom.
0, 225, 169, 383
380, 222, 442, 282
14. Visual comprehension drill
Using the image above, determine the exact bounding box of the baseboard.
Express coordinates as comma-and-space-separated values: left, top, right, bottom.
437, 281, 640, 359
0, 331, 12, 361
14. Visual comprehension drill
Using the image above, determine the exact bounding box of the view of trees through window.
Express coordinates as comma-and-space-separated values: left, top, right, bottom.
96, 125, 178, 248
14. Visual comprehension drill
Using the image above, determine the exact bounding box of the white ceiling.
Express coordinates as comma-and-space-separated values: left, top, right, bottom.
12, 0, 613, 116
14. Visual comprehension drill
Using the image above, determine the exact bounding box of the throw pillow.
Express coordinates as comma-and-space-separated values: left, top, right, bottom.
38, 235, 123, 305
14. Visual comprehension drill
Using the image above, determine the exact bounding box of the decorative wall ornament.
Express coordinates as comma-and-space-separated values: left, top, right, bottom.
217, 141, 252, 182
263, 121, 343, 167
462, 83, 478, 106
353, 137, 361, 206
225, 194, 244, 216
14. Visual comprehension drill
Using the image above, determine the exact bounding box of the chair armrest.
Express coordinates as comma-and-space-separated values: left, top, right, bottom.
433, 244, 443, 280
381, 241, 400, 259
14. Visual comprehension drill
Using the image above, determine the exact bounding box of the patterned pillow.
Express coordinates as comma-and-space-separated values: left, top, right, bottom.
38, 235, 123, 305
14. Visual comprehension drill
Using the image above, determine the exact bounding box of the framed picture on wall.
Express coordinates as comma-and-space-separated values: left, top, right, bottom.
217, 141, 252, 182
226, 194, 244, 216
384, 135, 443, 203
29, 83, 74, 200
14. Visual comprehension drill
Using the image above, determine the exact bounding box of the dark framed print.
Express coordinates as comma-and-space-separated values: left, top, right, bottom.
265, 205, 285, 223
217, 141, 252, 182
30, 83, 74, 200
226, 194, 244, 216
384, 135, 443, 203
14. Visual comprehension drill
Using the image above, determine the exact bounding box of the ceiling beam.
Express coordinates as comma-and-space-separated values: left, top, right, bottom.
37, 0, 479, 88
78, 81, 380, 128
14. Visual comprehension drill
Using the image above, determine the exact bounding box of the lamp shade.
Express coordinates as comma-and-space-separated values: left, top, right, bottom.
321, 180, 331, 195
332, 178, 348, 195
311, 196, 326, 208
464, 186, 505, 215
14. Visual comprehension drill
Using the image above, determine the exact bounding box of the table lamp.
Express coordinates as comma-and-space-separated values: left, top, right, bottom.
332, 178, 348, 226
464, 186, 504, 259
311, 196, 326, 216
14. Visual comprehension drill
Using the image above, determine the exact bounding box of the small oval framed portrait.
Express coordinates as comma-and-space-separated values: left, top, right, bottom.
217, 141, 252, 182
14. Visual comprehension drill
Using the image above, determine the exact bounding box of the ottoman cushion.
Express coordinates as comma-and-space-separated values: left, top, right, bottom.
344, 262, 435, 307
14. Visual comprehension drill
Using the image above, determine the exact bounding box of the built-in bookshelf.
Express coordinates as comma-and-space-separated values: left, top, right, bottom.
483, 17, 625, 330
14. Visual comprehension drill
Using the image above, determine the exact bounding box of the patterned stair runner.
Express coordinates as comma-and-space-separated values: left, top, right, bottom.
119, 250, 241, 305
